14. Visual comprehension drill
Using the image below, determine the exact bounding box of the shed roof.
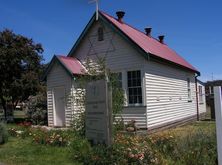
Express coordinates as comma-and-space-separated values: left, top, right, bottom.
99, 11, 198, 73
42, 55, 85, 80
57, 55, 86, 75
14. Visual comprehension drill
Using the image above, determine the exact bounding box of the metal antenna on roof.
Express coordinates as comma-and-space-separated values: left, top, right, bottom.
89, 0, 99, 21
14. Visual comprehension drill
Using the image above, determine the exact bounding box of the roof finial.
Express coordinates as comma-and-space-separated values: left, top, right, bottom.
89, 0, 99, 21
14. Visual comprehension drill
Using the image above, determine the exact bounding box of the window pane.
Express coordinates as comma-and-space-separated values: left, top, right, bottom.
138, 96, 142, 104
138, 88, 142, 95
129, 96, 133, 104
133, 88, 137, 95
127, 72, 131, 80
127, 70, 142, 104
133, 96, 137, 104
128, 79, 132, 87
129, 88, 133, 95
133, 79, 137, 86
137, 79, 141, 86
132, 71, 136, 78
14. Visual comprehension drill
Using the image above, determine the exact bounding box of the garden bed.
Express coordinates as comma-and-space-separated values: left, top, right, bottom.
0, 121, 217, 165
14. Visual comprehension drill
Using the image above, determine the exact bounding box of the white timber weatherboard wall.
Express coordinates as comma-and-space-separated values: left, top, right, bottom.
47, 61, 73, 127
145, 61, 197, 129
72, 20, 148, 128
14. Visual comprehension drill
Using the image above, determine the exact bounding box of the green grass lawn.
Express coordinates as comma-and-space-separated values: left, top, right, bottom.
0, 137, 80, 165
0, 110, 27, 119
13, 111, 27, 118
155, 120, 215, 137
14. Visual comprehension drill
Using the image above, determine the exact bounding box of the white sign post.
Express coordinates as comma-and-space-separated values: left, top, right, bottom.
85, 79, 112, 146
214, 86, 222, 165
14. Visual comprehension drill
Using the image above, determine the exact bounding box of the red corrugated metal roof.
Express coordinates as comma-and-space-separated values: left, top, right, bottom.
100, 11, 198, 73
57, 55, 86, 75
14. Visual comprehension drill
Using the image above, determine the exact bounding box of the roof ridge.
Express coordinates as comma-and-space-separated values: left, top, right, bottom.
99, 10, 164, 45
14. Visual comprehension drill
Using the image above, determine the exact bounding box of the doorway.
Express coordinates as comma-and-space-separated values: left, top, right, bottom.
53, 87, 66, 127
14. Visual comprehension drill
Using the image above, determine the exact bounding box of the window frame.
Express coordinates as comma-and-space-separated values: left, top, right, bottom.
187, 78, 192, 102
127, 70, 143, 106
198, 85, 204, 104
97, 27, 104, 41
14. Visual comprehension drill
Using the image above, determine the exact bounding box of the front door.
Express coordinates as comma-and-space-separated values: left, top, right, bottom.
54, 87, 65, 127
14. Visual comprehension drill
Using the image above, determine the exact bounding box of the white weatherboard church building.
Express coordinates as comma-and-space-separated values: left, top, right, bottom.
44, 11, 206, 131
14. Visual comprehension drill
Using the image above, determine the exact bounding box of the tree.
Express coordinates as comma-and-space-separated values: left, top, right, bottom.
0, 29, 44, 120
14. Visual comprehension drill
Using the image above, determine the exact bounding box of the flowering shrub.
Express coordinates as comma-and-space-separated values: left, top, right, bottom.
31, 130, 70, 147
70, 133, 165, 165
8, 126, 71, 147
8, 127, 27, 138
149, 132, 176, 156
8, 128, 17, 137
17, 121, 32, 127
113, 134, 164, 164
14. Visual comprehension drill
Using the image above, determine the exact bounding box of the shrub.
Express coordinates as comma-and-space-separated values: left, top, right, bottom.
113, 117, 125, 133
8, 125, 72, 147
70, 136, 92, 163
70, 133, 165, 165
31, 129, 71, 147
8, 126, 29, 139
17, 121, 32, 127
71, 112, 85, 137
26, 93, 47, 125
149, 132, 176, 156
0, 122, 8, 144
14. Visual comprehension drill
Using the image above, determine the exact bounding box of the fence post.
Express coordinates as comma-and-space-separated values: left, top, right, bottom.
214, 86, 222, 165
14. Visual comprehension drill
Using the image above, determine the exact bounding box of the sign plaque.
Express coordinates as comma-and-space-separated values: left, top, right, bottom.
85, 79, 112, 146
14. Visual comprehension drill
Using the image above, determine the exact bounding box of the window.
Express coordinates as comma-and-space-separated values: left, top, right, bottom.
199, 86, 203, 103
98, 27, 104, 41
187, 78, 192, 101
209, 86, 214, 95
127, 70, 142, 105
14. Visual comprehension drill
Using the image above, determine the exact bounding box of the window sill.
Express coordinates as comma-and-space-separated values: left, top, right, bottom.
124, 105, 146, 108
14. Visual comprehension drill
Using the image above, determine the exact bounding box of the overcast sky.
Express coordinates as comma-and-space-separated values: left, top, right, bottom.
0, 0, 221, 81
